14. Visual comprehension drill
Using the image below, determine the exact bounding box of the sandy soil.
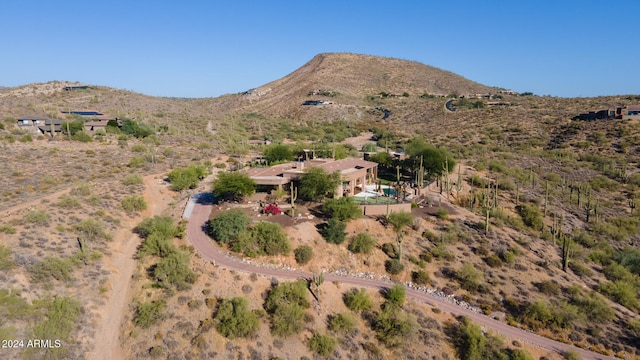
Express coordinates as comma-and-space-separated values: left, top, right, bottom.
89, 173, 176, 360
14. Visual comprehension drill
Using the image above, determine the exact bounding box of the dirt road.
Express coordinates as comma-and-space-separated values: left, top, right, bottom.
186, 195, 616, 360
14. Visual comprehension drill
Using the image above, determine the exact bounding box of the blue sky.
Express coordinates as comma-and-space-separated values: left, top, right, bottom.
1, 1, 638, 98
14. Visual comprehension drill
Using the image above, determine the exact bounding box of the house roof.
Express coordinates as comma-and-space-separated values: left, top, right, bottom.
627, 105, 640, 111
314, 158, 378, 174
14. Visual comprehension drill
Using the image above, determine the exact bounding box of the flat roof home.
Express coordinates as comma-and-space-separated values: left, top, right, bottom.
245, 157, 378, 198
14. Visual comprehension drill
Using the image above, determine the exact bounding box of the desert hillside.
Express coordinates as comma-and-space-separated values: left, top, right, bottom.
0, 54, 640, 360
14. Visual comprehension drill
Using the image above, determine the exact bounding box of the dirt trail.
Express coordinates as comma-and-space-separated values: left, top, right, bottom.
90, 174, 170, 360
186, 196, 617, 360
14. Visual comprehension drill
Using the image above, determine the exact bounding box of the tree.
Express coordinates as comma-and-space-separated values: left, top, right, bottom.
308, 333, 337, 356
458, 262, 482, 292
265, 280, 310, 337
134, 299, 166, 328
516, 204, 543, 231
368, 152, 393, 167
212, 172, 256, 201
206, 209, 250, 243
167, 165, 207, 191
322, 218, 347, 244
348, 233, 376, 254
153, 250, 198, 290
322, 197, 361, 221
387, 211, 413, 260
215, 297, 260, 339
329, 313, 357, 333
230, 221, 291, 257
374, 306, 416, 348
403, 137, 455, 179
263, 144, 294, 164
299, 167, 341, 201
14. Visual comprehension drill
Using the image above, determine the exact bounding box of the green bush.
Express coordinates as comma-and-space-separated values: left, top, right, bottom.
329, 312, 357, 333
30, 256, 80, 283
263, 144, 294, 164
293, 245, 313, 265
534, 280, 561, 295
385, 259, 404, 275
122, 173, 144, 186
134, 299, 166, 328
212, 172, 256, 201
385, 284, 406, 307
308, 334, 337, 356
206, 209, 250, 243
322, 197, 361, 221
135, 216, 182, 239
23, 209, 50, 226
153, 250, 198, 290
299, 167, 341, 201
72, 132, 93, 142
0, 224, 16, 234
0, 245, 16, 271
215, 297, 260, 339
265, 280, 310, 337
348, 233, 376, 254
381, 242, 398, 258
168, 165, 208, 191
516, 204, 543, 231
322, 218, 347, 245
74, 218, 111, 242
598, 280, 639, 310
130, 144, 148, 153
122, 195, 147, 212
344, 288, 373, 313
412, 270, 430, 285
374, 307, 416, 348
457, 263, 482, 292
30, 296, 82, 359
230, 221, 291, 257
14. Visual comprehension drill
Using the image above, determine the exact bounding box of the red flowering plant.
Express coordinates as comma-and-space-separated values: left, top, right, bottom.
263, 204, 281, 215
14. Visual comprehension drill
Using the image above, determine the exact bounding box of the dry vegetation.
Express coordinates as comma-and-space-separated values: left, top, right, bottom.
1, 53, 640, 359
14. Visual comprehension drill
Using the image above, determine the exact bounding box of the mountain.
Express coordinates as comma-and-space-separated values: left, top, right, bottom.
211, 53, 494, 121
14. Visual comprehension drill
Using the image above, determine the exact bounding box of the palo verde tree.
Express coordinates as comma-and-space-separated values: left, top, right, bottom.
403, 137, 455, 179
263, 144, 294, 164
212, 172, 256, 201
206, 209, 251, 243
167, 164, 208, 191
299, 167, 341, 202
386, 211, 413, 261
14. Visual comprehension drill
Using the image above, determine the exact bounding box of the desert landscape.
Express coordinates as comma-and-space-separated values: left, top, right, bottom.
1, 53, 640, 360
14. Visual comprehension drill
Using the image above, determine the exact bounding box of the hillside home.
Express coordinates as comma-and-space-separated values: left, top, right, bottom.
16, 117, 63, 135
623, 105, 640, 120
245, 157, 378, 198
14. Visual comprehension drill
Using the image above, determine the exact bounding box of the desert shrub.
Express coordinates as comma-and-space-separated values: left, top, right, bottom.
534, 280, 561, 296
450, 316, 526, 360
128, 157, 144, 168
515, 204, 543, 231
568, 261, 593, 277
69, 130, 91, 142
484, 255, 503, 268
0, 289, 31, 320
212, 172, 255, 201
385, 284, 406, 307
0, 224, 16, 234
265, 280, 309, 337
329, 312, 357, 333
572, 292, 614, 324
215, 297, 260, 339
307, 333, 337, 356
322, 218, 347, 245
138, 232, 175, 259
167, 165, 207, 191
457, 263, 482, 292
344, 288, 373, 313
135, 216, 182, 239
30, 256, 80, 283
206, 209, 250, 243
0, 245, 15, 271
31, 296, 82, 359
522, 300, 558, 330
122, 195, 147, 212
435, 208, 449, 220
322, 197, 361, 221
381, 242, 398, 258
385, 259, 404, 275
122, 173, 144, 186
598, 280, 639, 310
23, 209, 50, 226
230, 221, 291, 257
616, 247, 640, 276
130, 144, 148, 153
348, 233, 376, 254
134, 299, 166, 328
74, 218, 111, 242
373, 307, 416, 348
56, 195, 81, 209
412, 270, 430, 285
153, 250, 197, 290
293, 245, 313, 265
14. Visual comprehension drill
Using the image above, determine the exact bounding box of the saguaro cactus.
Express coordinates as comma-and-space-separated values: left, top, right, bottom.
289, 186, 298, 217
561, 233, 573, 272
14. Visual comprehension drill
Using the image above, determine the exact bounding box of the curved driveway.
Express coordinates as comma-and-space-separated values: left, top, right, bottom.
186, 196, 616, 360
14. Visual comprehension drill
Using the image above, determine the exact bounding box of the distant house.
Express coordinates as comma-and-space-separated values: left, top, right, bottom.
623, 105, 640, 119
574, 105, 640, 121
63, 85, 90, 91
17, 117, 63, 135
572, 109, 615, 121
